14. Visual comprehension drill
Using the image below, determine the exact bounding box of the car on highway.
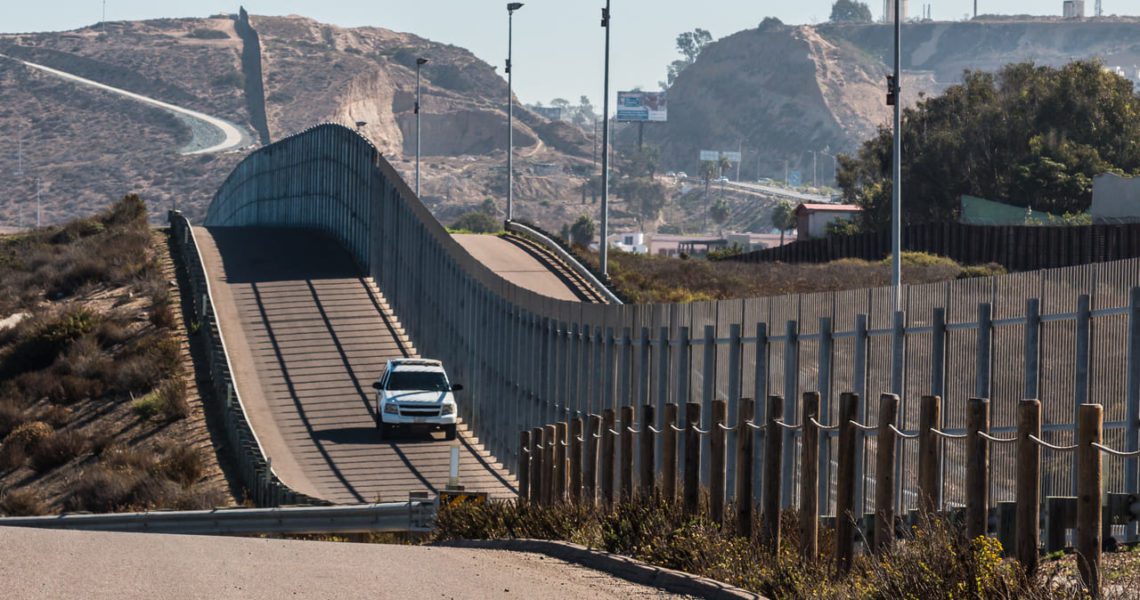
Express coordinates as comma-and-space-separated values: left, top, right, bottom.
372, 358, 461, 440
756, 177, 773, 184
676, 171, 688, 179
714, 176, 730, 183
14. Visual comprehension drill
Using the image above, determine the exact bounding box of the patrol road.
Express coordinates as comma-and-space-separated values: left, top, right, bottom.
197, 226, 516, 503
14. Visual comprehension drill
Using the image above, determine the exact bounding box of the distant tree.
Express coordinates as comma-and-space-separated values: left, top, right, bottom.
574, 95, 597, 128
451, 211, 502, 234
710, 199, 730, 235
830, 0, 873, 23
663, 28, 713, 88
621, 146, 660, 178
838, 60, 1140, 230
569, 214, 596, 247
550, 98, 571, 109
717, 155, 733, 178
769, 200, 798, 245
758, 17, 785, 30
615, 177, 669, 230
825, 217, 860, 236
478, 198, 498, 216
698, 160, 720, 229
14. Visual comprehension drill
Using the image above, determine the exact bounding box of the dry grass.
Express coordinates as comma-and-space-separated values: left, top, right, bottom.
574, 247, 1004, 303
435, 497, 1137, 599
0, 196, 233, 514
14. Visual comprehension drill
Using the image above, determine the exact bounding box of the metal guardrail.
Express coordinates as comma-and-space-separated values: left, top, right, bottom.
168, 210, 327, 507
0, 502, 433, 535
505, 220, 622, 305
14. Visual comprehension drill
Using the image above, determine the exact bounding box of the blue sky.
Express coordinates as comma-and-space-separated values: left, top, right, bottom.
3, 1, 1132, 104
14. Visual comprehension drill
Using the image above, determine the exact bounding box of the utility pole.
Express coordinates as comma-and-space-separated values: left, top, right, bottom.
593, 118, 598, 169
415, 57, 428, 197
973, 0, 977, 18
102, 0, 107, 33
890, 0, 903, 312
506, 2, 524, 221
599, 0, 612, 277
811, 150, 818, 187
34, 177, 42, 229
736, 140, 742, 181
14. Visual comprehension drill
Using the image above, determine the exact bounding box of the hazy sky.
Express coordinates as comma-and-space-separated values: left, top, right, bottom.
3, 1, 1133, 105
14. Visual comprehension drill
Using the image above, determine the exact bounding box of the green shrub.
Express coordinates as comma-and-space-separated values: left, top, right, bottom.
0, 308, 101, 378
157, 443, 204, 486
187, 28, 229, 39
449, 212, 502, 234
132, 378, 188, 421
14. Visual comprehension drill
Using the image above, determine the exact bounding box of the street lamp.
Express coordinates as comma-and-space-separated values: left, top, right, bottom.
889, 0, 903, 313
415, 57, 428, 197
599, 0, 612, 276
506, 2, 523, 221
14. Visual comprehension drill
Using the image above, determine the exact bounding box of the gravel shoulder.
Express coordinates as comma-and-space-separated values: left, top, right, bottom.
0, 526, 692, 599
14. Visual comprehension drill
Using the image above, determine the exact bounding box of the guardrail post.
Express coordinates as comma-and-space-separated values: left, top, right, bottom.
601, 409, 616, 506
570, 416, 583, 502
663, 403, 678, 501
684, 402, 701, 516
530, 427, 544, 504
875, 393, 899, 554
835, 392, 858, 572
918, 395, 941, 514
543, 424, 556, 506
518, 430, 530, 502
620, 405, 634, 501
736, 397, 755, 537
584, 414, 600, 506
639, 404, 655, 498
710, 399, 727, 526
966, 397, 990, 540
1017, 399, 1042, 574
554, 421, 567, 502
1077, 403, 1102, 598
801, 391, 820, 560
761, 395, 783, 553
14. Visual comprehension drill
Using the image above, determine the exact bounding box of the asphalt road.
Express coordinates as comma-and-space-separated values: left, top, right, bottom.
452, 234, 582, 301
0, 527, 691, 599
196, 226, 516, 503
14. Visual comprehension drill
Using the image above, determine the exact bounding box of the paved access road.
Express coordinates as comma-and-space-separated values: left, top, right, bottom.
0, 527, 692, 599
197, 227, 515, 503
453, 234, 582, 301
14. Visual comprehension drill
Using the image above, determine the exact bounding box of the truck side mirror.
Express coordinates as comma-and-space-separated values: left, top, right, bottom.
371, 382, 382, 390
451, 384, 464, 392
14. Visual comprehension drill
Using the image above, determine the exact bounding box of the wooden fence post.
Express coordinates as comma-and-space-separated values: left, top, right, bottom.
543, 424, 556, 506
584, 415, 600, 506
601, 409, 616, 506
531, 427, 544, 504
1017, 399, 1042, 575
570, 416, 583, 502
518, 430, 531, 502
736, 398, 755, 537
711, 399, 727, 526
801, 391, 820, 560
639, 404, 655, 498
1077, 403, 1103, 598
875, 393, 899, 554
966, 397, 990, 540
663, 403, 678, 502
761, 395, 784, 553
620, 405, 634, 501
835, 392, 858, 572
684, 402, 702, 516
554, 422, 567, 502
918, 395, 942, 514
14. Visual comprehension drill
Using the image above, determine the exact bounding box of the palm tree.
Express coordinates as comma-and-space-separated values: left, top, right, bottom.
698, 160, 719, 230
770, 200, 797, 246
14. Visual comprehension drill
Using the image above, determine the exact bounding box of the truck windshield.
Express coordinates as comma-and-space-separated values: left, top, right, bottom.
386, 371, 449, 392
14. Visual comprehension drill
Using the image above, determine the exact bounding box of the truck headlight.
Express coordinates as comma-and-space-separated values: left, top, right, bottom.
384, 403, 399, 415
441, 403, 455, 416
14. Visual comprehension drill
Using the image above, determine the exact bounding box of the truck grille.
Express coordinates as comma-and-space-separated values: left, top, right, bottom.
399, 406, 441, 417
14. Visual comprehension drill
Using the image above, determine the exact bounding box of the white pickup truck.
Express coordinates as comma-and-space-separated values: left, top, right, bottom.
372, 358, 461, 440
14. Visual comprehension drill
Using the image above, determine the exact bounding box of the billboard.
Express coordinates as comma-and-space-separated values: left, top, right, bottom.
616, 91, 667, 122
699, 150, 742, 163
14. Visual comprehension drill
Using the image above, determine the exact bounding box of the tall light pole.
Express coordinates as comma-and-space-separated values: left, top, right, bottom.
599, 0, 612, 276
415, 57, 428, 197
889, 0, 903, 312
506, 2, 523, 221
34, 177, 42, 229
